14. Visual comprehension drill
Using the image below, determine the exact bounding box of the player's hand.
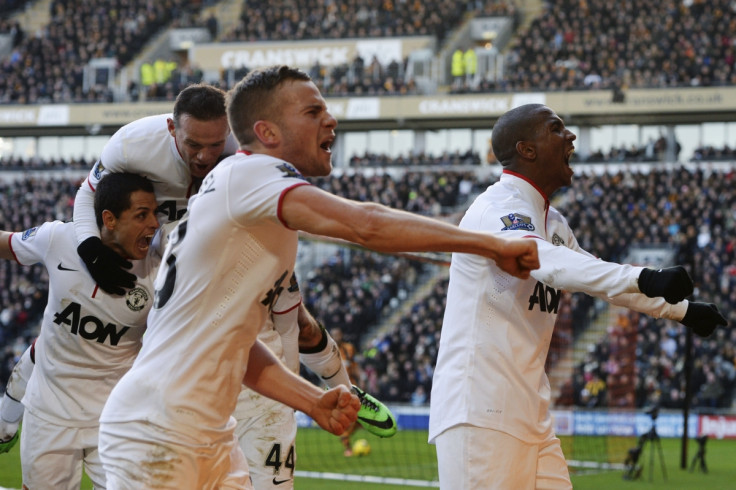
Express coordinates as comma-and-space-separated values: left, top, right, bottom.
77, 236, 135, 295
309, 385, 360, 436
637, 266, 693, 304
680, 302, 727, 338
493, 238, 539, 279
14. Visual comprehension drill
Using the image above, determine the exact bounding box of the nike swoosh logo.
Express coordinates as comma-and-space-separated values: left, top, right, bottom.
358, 415, 395, 430
272, 478, 291, 485
57, 262, 78, 272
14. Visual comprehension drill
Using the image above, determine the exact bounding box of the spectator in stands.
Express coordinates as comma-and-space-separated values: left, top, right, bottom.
697, 370, 725, 408
582, 373, 607, 407
463, 47, 477, 88
451, 48, 464, 89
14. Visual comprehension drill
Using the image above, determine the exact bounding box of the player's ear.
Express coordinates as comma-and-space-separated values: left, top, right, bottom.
516, 140, 536, 160
166, 118, 176, 138
253, 120, 280, 147
101, 209, 117, 231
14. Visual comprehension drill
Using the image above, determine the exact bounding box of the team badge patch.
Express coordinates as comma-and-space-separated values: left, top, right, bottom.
92, 161, 105, 180
551, 233, 564, 246
126, 287, 150, 312
500, 213, 535, 231
21, 227, 38, 241
276, 162, 307, 181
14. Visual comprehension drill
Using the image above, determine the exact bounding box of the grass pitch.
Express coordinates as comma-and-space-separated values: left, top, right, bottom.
1, 431, 735, 488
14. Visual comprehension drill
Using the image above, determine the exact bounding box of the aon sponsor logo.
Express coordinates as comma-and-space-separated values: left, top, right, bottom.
527, 281, 562, 314
53, 302, 130, 345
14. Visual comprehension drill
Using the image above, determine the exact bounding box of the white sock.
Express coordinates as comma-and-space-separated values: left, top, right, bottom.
300, 332, 351, 389
0, 393, 23, 424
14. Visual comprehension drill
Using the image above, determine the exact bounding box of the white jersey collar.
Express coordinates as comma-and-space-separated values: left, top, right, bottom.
500, 170, 549, 211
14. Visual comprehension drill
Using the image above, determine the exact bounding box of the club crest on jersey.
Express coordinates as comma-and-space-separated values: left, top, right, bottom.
92, 161, 105, 180
500, 213, 534, 231
126, 287, 150, 312
276, 162, 306, 181
21, 227, 38, 241
551, 233, 564, 246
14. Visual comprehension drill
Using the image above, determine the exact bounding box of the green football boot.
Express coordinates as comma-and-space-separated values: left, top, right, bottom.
352, 385, 397, 438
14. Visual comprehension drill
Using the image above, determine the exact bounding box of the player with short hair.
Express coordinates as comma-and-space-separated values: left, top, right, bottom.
97, 65, 539, 488
73, 83, 238, 295
0, 173, 161, 488
429, 103, 728, 489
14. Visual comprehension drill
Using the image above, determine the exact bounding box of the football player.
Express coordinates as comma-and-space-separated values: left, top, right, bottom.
0, 173, 160, 488
73, 83, 238, 295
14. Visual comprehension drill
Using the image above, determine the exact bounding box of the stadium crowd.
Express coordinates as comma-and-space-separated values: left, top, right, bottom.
691, 144, 736, 162
0, 0, 736, 104
4, 0, 734, 102
577, 137, 682, 164
475, 0, 736, 93
220, 0, 517, 44
0, 0, 208, 104
2, 160, 736, 412
348, 149, 482, 167
310, 169, 482, 216
556, 166, 736, 410
0, 155, 91, 171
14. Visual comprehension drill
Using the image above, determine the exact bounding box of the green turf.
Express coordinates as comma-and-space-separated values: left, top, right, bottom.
0, 444, 93, 489
295, 426, 438, 482
568, 437, 736, 490
1, 433, 735, 489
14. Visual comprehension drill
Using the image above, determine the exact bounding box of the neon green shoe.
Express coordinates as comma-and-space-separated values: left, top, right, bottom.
352, 386, 397, 438
0, 425, 20, 454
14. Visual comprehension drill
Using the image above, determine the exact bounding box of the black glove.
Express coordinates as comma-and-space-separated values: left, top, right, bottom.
77, 237, 135, 295
638, 266, 694, 304
681, 302, 728, 338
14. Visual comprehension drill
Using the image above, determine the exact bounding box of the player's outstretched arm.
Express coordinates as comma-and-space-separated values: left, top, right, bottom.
244, 339, 359, 436
280, 186, 539, 279
73, 177, 102, 244
637, 266, 694, 304
680, 301, 728, 338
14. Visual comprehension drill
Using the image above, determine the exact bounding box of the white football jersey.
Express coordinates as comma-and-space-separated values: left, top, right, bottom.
429, 171, 687, 444
101, 152, 311, 443
74, 114, 238, 242
9, 221, 160, 427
